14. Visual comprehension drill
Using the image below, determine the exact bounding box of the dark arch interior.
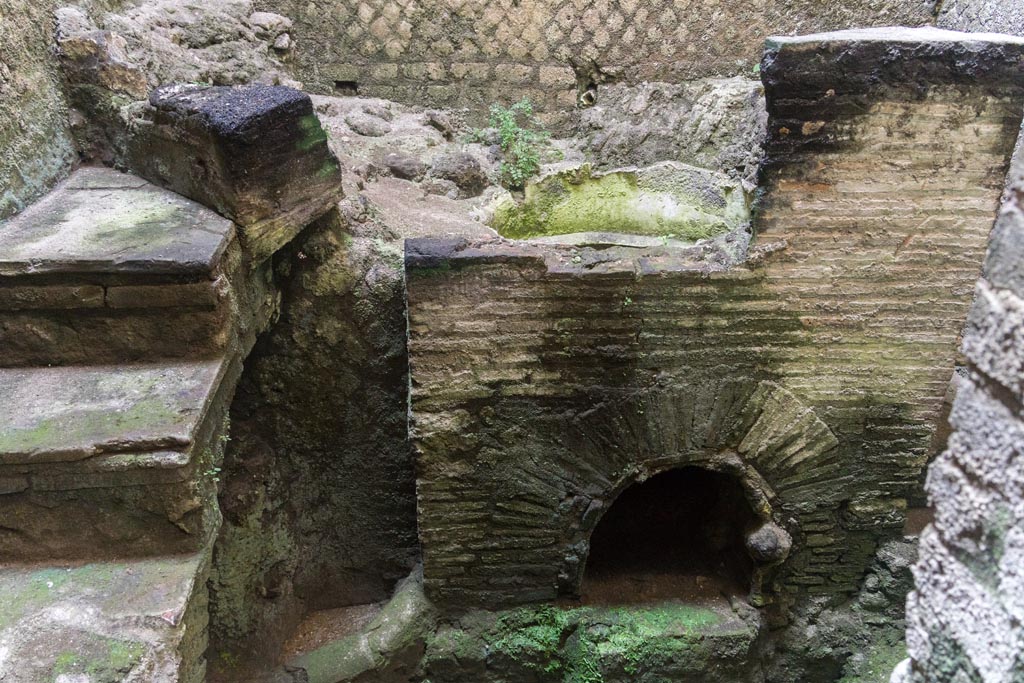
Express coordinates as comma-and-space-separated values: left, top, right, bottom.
581, 466, 758, 604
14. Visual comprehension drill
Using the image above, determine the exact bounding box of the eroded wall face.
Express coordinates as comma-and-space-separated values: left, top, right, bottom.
901, 138, 1024, 683
755, 32, 1024, 514
255, 0, 935, 124
901, 8, 1024, 683
0, 0, 77, 219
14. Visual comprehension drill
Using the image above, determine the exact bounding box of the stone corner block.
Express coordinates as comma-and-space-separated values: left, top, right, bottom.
129, 83, 344, 260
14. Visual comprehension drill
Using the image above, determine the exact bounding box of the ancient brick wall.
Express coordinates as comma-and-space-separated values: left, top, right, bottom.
405, 29, 1024, 615
898, 5, 1024, 683
899, 121, 1024, 683
256, 0, 935, 124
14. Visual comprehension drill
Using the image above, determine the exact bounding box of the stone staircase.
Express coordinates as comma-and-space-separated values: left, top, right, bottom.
0, 167, 238, 366
0, 83, 343, 683
0, 167, 243, 683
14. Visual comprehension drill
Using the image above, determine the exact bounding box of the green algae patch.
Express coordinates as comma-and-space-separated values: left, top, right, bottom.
51, 636, 145, 682
488, 605, 573, 674
424, 600, 758, 683
492, 163, 749, 242
839, 638, 909, 683
580, 604, 722, 678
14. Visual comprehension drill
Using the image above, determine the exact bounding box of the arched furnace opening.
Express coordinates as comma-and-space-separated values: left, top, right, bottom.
581, 466, 761, 604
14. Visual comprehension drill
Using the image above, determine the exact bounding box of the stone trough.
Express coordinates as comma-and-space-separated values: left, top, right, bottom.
490, 161, 750, 245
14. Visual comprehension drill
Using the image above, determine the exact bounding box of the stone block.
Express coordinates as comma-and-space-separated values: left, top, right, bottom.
962, 281, 1024, 400
450, 62, 491, 82
130, 84, 343, 260
0, 285, 104, 311
369, 63, 399, 80
0, 166, 233, 278
0, 358, 232, 560
538, 65, 574, 87
944, 374, 1024, 493
493, 64, 534, 84
984, 200, 1024, 298
105, 281, 221, 309
0, 359, 226, 465
56, 25, 148, 99
0, 551, 211, 683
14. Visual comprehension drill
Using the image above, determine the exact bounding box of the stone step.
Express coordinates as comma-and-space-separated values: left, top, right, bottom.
0, 165, 238, 366
0, 358, 231, 561
0, 550, 211, 683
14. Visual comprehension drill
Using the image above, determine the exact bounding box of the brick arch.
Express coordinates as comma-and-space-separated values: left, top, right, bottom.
414, 379, 844, 610
549, 379, 841, 598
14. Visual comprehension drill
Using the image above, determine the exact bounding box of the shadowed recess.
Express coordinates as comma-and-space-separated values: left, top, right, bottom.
582, 466, 758, 604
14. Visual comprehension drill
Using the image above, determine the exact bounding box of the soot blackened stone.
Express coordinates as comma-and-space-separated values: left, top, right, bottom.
149, 84, 310, 143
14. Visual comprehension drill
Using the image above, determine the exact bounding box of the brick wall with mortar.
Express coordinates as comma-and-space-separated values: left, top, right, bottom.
897, 5, 1024, 683
255, 0, 937, 125
404, 28, 1024, 615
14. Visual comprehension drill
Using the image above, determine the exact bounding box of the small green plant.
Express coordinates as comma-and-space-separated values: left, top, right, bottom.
484, 98, 550, 191
204, 465, 222, 483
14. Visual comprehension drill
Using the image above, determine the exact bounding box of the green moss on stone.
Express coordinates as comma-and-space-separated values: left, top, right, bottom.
425, 601, 744, 683
0, 389, 180, 457
492, 164, 748, 242
839, 639, 908, 683
48, 635, 144, 681
297, 114, 329, 151
489, 605, 571, 674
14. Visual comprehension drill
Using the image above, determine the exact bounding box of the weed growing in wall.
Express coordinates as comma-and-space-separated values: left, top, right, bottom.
473, 98, 550, 190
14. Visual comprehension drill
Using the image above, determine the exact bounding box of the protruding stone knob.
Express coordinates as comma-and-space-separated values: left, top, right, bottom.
745, 522, 792, 566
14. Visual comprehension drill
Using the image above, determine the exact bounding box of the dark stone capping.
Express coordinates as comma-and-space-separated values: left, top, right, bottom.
130, 84, 344, 261
149, 84, 311, 144
404, 237, 543, 271
762, 27, 1024, 102
757, 26, 1024, 204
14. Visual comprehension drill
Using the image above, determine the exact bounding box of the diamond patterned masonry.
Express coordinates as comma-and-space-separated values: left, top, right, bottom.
256, 0, 935, 124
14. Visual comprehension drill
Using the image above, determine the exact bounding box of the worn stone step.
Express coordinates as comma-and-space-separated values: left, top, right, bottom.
0, 165, 239, 365
0, 550, 211, 683
0, 358, 231, 561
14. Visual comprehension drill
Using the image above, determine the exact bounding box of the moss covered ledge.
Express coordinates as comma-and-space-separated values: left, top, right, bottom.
489, 162, 750, 243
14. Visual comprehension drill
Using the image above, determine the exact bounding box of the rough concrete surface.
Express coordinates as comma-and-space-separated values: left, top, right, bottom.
0, 0, 77, 219
896, 7, 1024, 683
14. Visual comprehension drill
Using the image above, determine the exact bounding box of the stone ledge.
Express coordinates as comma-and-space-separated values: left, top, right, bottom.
0, 356, 234, 561
404, 237, 772, 279
0, 549, 211, 683
0, 166, 234, 278
0, 359, 227, 465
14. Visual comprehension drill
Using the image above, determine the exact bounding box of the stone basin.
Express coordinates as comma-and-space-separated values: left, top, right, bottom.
490, 161, 750, 243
